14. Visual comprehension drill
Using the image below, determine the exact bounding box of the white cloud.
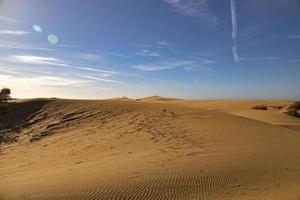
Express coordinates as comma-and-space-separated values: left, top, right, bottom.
240, 56, 280, 63
77, 53, 105, 62
133, 57, 216, 72
0, 73, 91, 87
165, 0, 207, 16
36, 76, 91, 86
287, 34, 300, 39
5, 53, 141, 79
164, 0, 218, 26
78, 67, 118, 75
136, 49, 161, 57
0, 73, 112, 99
0, 15, 17, 23
157, 41, 173, 47
0, 30, 29, 35
0, 40, 54, 51
285, 59, 300, 63
133, 65, 174, 71
11, 55, 69, 67
232, 46, 239, 64
231, 0, 239, 63
133, 60, 194, 71
80, 75, 124, 84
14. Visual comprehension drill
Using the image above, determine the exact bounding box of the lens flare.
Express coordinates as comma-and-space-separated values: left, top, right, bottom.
47, 34, 59, 44
32, 24, 43, 33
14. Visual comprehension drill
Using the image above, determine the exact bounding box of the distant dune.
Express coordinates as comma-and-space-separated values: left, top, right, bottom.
0, 98, 300, 200
137, 95, 181, 102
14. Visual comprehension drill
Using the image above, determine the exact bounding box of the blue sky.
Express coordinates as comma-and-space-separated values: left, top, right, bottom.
0, 0, 300, 99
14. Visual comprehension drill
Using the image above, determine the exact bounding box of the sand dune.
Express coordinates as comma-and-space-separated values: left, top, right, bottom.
0, 98, 300, 200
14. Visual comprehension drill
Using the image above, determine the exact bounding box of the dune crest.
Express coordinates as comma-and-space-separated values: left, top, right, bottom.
137, 95, 180, 102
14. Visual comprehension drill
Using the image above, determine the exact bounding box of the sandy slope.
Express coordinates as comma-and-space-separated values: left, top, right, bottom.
0, 98, 300, 200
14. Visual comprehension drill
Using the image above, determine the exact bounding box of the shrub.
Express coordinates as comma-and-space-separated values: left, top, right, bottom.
286, 101, 300, 118
290, 101, 300, 109
0, 87, 11, 103
252, 105, 268, 110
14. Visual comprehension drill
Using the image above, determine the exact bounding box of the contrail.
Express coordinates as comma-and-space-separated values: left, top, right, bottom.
230, 0, 239, 63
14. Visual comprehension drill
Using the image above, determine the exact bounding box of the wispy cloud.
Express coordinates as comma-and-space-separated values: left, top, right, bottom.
11, 55, 69, 67
230, 0, 239, 63
285, 59, 300, 63
0, 15, 17, 23
133, 64, 174, 71
286, 34, 300, 39
1, 55, 125, 91
0, 72, 112, 99
164, 0, 218, 26
34, 76, 92, 87
80, 75, 125, 84
0, 30, 29, 35
6, 53, 142, 79
136, 41, 174, 49
133, 60, 194, 71
240, 56, 280, 63
0, 40, 54, 51
76, 67, 118, 75
136, 49, 161, 57
0, 73, 91, 87
77, 53, 105, 62
157, 41, 173, 47
76, 66, 144, 78
52, 43, 80, 48
3, 53, 147, 86
232, 46, 239, 63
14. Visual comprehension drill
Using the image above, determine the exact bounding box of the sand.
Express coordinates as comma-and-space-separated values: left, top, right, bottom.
0, 98, 300, 200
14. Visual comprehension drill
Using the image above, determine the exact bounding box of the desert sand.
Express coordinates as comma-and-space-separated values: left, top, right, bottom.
0, 97, 300, 200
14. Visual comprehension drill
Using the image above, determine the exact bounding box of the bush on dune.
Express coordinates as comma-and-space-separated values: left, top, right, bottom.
290, 101, 300, 109
285, 101, 300, 118
0, 87, 12, 114
252, 105, 268, 110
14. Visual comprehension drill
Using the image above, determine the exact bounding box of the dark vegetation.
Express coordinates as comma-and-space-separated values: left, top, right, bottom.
0, 87, 11, 103
252, 105, 268, 110
0, 87, 11, 114
285, 101, 300, 118
0, 87, 13, 143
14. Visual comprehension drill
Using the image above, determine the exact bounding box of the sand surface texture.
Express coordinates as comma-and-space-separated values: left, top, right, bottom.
1, 98, 300, 200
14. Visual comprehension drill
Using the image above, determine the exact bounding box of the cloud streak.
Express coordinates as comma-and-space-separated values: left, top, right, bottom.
240, 56, 281, 63
0, 40, 55, 51
164, 0, 218, 26
0, 30, 29, 35
6, 53, 143, 79
0, 15, 17, 23
287, 34, 300, 39
80, 75, 125, 84
136, 49, 161, 57
133, 60, 194, 71
230, 0, 239, 63
12, 55, 69, 67
156, 41, 173, 47
132, 58, 215, 72
3, 53, 147, 87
